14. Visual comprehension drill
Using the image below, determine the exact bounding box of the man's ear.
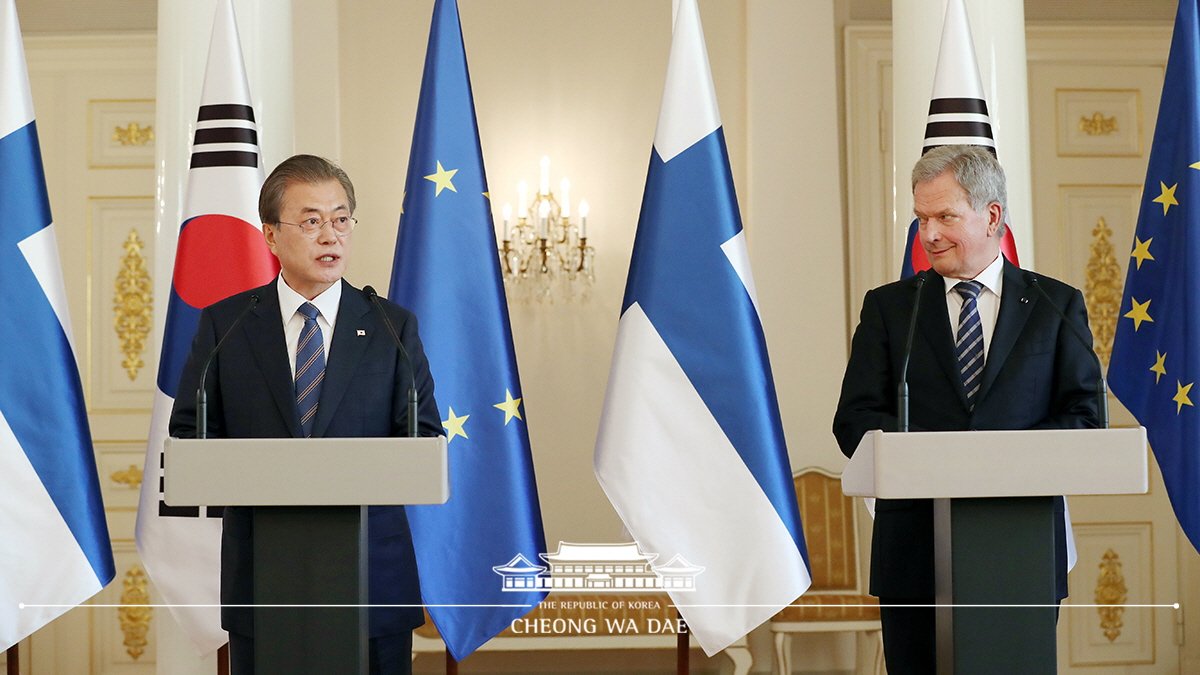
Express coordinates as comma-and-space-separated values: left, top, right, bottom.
987, 202, 1003, 237
262, 222, 277, 250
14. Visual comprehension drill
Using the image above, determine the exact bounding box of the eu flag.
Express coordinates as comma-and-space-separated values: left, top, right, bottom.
1109, 0, 1200, 553
388, 0, 547, 660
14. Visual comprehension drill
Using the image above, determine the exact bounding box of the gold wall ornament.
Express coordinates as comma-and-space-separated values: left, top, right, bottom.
114, 229, 153, 380
1079, 112, 1119, 136
110, 464, 143, 490
118, 566, 152, 660
1084, 217, 1122, 367
113, 122, 154, 146
1094, 548, 1128, 642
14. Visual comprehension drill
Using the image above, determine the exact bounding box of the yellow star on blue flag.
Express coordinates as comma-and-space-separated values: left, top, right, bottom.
442, 407, 469, 441
1153, 182, 1179, 215
1130, 237, 1154, 269
425, 161, 458, 196
493, 389, 523, 424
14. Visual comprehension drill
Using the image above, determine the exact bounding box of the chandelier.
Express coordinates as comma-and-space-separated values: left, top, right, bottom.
499, 156, 594, 302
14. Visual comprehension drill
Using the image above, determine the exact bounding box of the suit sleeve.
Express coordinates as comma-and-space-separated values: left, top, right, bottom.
391, 308, 443, 438
1029, 287, 1102, 430
832, 289, 902, 457
168, 308, 225, 440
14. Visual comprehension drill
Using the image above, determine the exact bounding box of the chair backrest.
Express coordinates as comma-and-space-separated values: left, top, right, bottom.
794, 468, 859, 592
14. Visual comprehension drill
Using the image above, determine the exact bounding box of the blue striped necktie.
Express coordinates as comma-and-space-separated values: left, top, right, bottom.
295, 302, 325, 437
954, 281, 985, 411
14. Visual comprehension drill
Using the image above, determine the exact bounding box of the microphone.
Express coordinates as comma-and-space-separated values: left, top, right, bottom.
196, 294, 259, 439
898, 270, 929, 432
363, 286, 420, 438
1022, 271, 1109, 429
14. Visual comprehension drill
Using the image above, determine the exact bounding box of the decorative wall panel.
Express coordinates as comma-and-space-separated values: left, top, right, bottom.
96, 441, 146, 517
1068, 523, 1154, 666
89, 197, 155, 412
1055, 185, 1142, 298
90, 545, 158, 674
1056, 89, 1142, 157
89, 99, 155, 168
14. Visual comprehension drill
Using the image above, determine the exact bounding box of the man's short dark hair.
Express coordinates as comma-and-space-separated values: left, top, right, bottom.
259, 154, 356, 224
912, 145, 1008, 234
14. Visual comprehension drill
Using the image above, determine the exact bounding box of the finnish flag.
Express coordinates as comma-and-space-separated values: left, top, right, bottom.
593, 0, 810, 656
0, 0, 114, 650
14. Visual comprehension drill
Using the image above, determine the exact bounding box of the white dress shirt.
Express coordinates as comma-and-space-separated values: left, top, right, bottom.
943, 253, 1004, 360
277, 275, 341, 377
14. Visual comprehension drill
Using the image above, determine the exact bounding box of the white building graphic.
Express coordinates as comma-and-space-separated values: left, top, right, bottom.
493, 542, 704, 592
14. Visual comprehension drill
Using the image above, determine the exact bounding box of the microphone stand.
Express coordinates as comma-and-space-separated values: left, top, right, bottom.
1024, 273, 1109, 429
898, 272, 927, 432
196, 294, 259, 439
363, 286, 419, 438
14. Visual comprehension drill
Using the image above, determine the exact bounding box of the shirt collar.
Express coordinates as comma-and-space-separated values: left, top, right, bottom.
277, 275, 343, 323
943, 253, 1005, 298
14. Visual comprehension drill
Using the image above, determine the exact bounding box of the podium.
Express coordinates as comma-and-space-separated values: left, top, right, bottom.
842, 427, 1148, 675
164, 437, 449, 675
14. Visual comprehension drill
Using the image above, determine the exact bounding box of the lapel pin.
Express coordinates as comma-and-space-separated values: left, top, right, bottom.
357, 329, 366, 336
1021, 297, 1030, 304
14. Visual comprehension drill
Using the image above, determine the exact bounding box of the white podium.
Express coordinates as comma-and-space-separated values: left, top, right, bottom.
843, 427, 1147, 675
164, 436, 448, 675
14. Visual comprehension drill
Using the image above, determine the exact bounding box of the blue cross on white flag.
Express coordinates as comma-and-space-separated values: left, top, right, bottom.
593, 0, 810, 656
0, 0, 114, 650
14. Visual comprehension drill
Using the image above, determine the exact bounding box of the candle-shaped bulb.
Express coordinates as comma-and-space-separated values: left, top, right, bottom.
502, 203, 512, 241
560, 177, 571, 218
578, 199, 589, 238
517, 180, 529, 219
539, 199, 550, 238
539, 155, 551, 195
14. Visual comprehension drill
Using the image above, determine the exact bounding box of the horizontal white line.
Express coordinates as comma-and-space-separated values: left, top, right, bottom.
676, 603, 1179, 609
922, 136, 997, 146
190, 142, 258, 154
927, 113, 991, 124
20, 604, 533, 609
19, 603, 1180, 609
195, 119, 257, 130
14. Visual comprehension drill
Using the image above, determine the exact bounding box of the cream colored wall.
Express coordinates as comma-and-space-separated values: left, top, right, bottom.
746, 1, 849, 473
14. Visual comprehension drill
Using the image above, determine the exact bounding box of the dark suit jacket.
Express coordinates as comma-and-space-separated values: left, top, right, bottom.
169, 279, 442, 637
832, 261, 1101, 600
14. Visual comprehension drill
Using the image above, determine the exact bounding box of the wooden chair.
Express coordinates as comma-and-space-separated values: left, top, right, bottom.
770, 467, 884, 675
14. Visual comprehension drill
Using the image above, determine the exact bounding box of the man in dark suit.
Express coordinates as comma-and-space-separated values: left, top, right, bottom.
832, 145, 1101, 673
170, 155, 442, 675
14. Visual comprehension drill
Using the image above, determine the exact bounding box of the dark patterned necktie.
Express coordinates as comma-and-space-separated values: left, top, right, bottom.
954, 281, 985, 411
295, 302, 325, 437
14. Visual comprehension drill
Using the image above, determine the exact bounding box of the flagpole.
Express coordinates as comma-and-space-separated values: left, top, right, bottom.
676, 612, 689, 675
